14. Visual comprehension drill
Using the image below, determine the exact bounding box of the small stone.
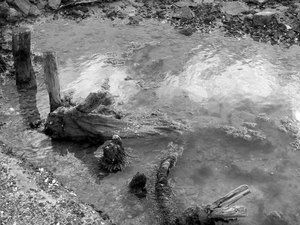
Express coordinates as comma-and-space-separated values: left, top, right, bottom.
48, 0, 61, 10
178, 27, 195, 36
11, 0, 32, 15
172, 6, 194, 20
29, 5, 41, 16
253, 11, 277, 26
221, 1, 250, 16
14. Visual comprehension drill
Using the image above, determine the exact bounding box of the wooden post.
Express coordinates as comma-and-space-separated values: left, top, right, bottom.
12, 27, 36, 89
43, 52, 62, 112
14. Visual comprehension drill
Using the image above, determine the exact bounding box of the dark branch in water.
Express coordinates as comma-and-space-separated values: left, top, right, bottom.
155, 143, 250, 225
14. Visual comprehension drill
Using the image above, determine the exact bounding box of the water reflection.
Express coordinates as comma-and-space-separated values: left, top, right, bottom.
17, 87, 41, 127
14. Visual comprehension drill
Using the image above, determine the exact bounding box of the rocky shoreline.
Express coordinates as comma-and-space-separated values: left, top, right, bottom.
0, 141, 113, 225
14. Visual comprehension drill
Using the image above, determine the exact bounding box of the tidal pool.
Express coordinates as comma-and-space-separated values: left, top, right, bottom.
1, 14, 300, 225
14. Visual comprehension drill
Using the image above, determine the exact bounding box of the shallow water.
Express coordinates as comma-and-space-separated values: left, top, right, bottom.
1, 15, 300, 225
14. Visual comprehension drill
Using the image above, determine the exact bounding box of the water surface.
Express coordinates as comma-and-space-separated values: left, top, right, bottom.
1, 15, 300, 225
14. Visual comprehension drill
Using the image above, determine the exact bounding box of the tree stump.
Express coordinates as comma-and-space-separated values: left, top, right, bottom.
43, 52, 62, 112
12, 27, 36, 89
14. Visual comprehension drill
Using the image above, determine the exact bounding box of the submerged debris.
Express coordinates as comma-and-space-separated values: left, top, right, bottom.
98, 135, 127, 173
279, 117, 299, 137
129, 172, 147, 198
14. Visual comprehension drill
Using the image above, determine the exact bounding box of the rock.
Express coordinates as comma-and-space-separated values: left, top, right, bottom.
128, 15, 142, 25
172, 6, 194, 20
29, 5, 41, 16
6, 7, 22, 22
253, 11, 277, 26
37, 0, 47, 10
10, 0, 32, 15
178, 27, 195, 36
221, 1, 250, 16
0, 1, 9, 18
48, 0, 61, 10
293, 22, 300, 33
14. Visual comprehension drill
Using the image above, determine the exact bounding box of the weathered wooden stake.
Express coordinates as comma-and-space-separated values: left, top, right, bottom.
12, 27, 36, 89
43, 52, 62, 112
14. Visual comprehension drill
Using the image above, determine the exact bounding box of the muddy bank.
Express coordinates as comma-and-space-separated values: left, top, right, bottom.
0, 142, 113, 225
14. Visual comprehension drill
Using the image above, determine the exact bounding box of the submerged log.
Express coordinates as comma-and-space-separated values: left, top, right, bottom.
155, 143, 250, 225
43, 52, 62, 112
12, 27, 36, 89
44, 92, 183, 143
155, 143, 184, 225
